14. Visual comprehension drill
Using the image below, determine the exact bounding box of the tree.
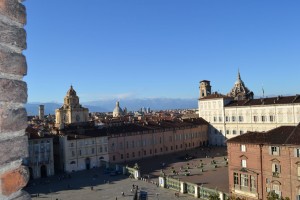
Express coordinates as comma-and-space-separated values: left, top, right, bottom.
208, 192, 220, 200
267, 191, 290, 200
267, 191, 279, 200
227, 195, 246, 200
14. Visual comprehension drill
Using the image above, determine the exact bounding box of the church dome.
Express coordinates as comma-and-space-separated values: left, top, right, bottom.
228, 70, 254, 100
113, 101, 123, 117
67, 85, 77, 96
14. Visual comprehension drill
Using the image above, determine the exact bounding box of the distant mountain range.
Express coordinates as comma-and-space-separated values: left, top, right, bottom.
26, 98, 198, 116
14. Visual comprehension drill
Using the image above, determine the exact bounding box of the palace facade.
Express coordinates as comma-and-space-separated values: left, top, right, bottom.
198, 71, 300, 146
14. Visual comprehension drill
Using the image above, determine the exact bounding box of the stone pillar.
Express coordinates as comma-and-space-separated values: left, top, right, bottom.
194, 185, 199, 198
180, 182, 186, 194
0, 0, 30, 199
158, 177, 165, 188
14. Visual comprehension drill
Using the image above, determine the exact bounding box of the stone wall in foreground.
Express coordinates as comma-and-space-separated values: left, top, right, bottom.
0, 0, 30, 199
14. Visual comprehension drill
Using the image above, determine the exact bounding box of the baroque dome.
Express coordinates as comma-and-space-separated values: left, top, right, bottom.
113, 101, 123, 117
67, 85, 77, 96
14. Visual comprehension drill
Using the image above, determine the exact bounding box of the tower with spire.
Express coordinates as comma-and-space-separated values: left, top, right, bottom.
228, 69, 254, 100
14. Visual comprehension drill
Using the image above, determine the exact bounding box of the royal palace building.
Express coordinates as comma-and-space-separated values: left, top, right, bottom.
198, 71, 300, 146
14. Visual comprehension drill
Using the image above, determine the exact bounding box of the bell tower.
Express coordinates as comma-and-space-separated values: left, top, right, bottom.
199, 80, 212, 99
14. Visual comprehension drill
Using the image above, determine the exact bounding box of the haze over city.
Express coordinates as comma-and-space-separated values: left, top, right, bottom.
24, 0, 300, 103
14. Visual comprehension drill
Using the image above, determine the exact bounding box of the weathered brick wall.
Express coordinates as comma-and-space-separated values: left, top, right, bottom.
0, 0, 30, 199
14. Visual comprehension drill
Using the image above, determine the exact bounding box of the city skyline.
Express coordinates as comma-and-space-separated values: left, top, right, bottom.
24, 0, 300, 103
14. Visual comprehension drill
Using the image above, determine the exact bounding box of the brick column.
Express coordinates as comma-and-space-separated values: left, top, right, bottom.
0, 0, 30, 199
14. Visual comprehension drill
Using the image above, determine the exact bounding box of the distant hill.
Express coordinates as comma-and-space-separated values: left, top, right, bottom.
26, 98, 198, 115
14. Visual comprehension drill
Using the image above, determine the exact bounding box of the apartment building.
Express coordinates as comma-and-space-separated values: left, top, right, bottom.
25, 127, 55, 179
227, 124, 300, 199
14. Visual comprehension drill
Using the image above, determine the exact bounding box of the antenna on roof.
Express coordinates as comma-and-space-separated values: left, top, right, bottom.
262, 84, 265, 98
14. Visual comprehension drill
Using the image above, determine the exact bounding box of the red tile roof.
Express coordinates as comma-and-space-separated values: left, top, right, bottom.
225, 95, 300, 107
200, 93, 232, 100
227, 124, 300, 145
61, 118, 209, 140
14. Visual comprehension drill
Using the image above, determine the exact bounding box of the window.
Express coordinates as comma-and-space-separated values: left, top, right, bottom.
295, 148, 300, 157
92, 148, 95, 154
132, 152, 135, 157
121, 154, 123, 159
213, 117, 217, 122
241, 145, 246, 152
241, 174, 249, 187
233, 130, 237, 135
272, 163, 281, 176
239, 116, 243, 122
219, 117, 222, 122
234, 173, 239, 185
226, 116, 230, 122
253, 116, 258, 122
112, 155, 115, 161
297, 166, 300, 178
232, 116, 236, 122
250, 176, 256, 190
214, 129, 218, 134
242, 159, 247, 168
126, 153, 129, 158
240, 130, 244, 135
272, 184, 281, 198
261, 116, 266, 122
270, 115, 275, 122
111, 143, 115, 151
270, 146, 280, 155
226, 130, 230, 135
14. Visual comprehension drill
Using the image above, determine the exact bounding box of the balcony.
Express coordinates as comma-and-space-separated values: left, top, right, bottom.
234, 185, 258, 198
272, 172, 280, 178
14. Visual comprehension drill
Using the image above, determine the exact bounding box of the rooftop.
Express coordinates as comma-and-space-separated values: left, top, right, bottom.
60, 118, 209, 140
225, 95, 300, 107
227, 124, 300, 145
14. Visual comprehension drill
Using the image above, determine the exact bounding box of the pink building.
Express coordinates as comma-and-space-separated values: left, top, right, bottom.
108, 118, 209, 163
227, 124, 300, 200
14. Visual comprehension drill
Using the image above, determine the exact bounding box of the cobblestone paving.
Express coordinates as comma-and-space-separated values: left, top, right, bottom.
25, 168, 197, 200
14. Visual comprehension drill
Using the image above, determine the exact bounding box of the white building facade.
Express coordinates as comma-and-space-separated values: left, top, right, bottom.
198, 72, 300, 146
58, 134, 109, 172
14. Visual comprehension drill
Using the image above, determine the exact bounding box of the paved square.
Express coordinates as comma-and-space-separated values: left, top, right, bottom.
25, 147, 228, 199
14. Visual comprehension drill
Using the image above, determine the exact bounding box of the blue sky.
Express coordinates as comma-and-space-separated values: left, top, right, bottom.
24, 0, 300, 103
